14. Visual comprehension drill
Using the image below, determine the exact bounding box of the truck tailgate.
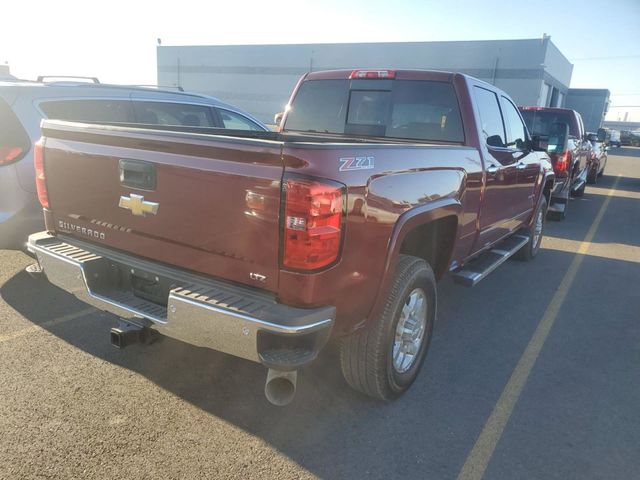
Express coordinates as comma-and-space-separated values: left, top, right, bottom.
42, 123, 284, 292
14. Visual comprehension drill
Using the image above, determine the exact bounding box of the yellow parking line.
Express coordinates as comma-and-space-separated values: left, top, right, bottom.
457, 175, 621, 480
0, 308, 95, 344
543, 236, 640, 264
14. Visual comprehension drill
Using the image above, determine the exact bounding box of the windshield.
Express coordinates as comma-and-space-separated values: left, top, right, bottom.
284, 79, 464, 143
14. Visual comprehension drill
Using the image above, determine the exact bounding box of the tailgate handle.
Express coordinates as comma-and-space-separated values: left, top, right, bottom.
119, 159, 156, 190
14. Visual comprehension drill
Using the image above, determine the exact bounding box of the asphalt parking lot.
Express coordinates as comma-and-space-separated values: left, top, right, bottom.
1, 148, 639, 480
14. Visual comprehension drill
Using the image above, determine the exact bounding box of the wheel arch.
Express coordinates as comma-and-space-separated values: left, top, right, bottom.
363, 198, 462, 330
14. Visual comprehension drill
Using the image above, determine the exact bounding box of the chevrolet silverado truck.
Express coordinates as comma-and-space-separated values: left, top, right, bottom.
28, 69, 553, 405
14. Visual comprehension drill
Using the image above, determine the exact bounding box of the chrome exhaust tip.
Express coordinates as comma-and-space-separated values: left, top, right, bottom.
264, 369, 297, 406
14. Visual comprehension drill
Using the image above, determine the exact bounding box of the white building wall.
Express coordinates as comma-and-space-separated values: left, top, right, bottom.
158, 38, 572, 123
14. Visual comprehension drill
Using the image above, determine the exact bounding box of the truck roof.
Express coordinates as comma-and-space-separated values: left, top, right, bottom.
518, 106, 576, 114
304, 69, 461, 82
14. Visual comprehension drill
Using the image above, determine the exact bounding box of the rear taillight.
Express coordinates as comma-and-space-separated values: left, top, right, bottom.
282, 177, 345, 271
34, 140, 49, 209
349, 69, 396, 79
0, 146, 25, 166
550, 150, 571, 175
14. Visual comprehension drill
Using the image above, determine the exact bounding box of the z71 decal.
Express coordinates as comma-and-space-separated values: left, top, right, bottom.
339, 156, 375, 171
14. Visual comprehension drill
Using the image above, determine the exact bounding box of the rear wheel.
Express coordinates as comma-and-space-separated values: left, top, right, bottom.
516, 196, 547, 261
340, 255, 436, 400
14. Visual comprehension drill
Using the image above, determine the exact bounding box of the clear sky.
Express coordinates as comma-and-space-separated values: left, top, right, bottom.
2, 0, 639, 120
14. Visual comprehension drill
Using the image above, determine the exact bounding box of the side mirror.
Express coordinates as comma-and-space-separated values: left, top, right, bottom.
530, 135, 549, 152
274, 112, 284, 127
486, 135, 505, 148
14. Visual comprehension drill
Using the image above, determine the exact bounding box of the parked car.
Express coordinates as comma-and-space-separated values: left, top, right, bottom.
586, 132, 607, 183
28, 69, 553, 405
620, 130, 640, 147
519, 107, 592, 220
607, 128, 622, 148
0, 77, 268, 250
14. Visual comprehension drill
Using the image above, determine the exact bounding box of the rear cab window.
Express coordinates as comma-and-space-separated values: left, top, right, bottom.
0, 97, 31, 165
519, 110, 576, 153
284, 79, 464, 143
520, 110, 580, 138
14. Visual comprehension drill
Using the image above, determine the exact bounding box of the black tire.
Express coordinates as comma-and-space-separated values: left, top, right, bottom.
587, 168, 597, 185
516, 196, 547, 261
340, 255, 436, 400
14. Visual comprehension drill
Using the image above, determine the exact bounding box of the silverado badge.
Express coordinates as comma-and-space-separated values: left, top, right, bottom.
118, 194, 159, 217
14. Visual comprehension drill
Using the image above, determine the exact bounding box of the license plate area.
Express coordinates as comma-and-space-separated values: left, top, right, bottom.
96, 260, 174, 307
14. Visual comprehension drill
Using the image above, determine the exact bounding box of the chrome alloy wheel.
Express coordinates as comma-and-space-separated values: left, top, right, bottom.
533, 207, 544, 248
392, 288, 428, 374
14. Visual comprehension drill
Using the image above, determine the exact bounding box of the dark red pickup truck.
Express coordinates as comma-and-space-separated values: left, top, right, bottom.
29, 69, 553, 405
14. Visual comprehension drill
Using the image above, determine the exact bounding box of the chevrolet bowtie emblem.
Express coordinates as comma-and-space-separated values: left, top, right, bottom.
118, 194, 159, 217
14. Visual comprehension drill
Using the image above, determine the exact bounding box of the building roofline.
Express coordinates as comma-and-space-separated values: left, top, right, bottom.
157, 37, 555, 50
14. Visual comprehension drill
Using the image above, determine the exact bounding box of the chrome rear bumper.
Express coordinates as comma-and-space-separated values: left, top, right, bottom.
28, 232, 334, 369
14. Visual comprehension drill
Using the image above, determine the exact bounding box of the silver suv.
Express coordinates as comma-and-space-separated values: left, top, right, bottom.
0, 78, 268, 250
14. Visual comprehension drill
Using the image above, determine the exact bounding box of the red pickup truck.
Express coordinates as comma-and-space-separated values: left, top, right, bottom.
29, 69, 553, 405
519, 107, 592, 220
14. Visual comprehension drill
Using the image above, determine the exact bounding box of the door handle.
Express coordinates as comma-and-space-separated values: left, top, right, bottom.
119, 159, 156, 190
486, 164, 499, 174
516, 161, 526, 170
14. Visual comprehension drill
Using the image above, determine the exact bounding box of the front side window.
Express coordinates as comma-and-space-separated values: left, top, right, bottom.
500, 97, 527, 150
473, 87, 506, 148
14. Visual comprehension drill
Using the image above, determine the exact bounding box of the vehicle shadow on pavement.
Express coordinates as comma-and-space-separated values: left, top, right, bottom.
542, 173, 640, 246
5, 240, 637, 479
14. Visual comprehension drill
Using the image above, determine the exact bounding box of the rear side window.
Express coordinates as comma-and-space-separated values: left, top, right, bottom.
218, 109, 263, 130
474, 87, 506, 147
0, 97, 31, 165
285, 79, 464, 143
40, 99, 134, 123
132, 101, 215, 127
